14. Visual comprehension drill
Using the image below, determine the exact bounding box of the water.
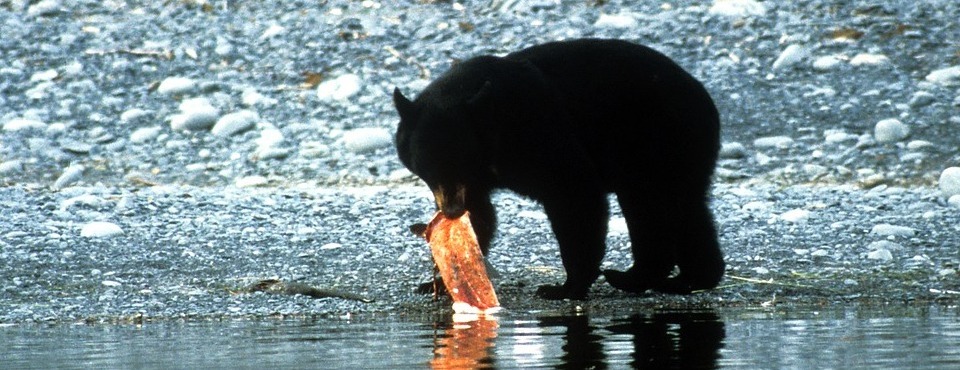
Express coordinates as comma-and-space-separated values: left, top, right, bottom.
2, 306, 958, 369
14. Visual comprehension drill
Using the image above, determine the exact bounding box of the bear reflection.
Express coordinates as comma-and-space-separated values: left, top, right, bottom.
540, 311, 725, 369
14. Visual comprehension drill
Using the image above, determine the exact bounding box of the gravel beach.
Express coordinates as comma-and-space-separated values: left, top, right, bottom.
2, 0, 959, 323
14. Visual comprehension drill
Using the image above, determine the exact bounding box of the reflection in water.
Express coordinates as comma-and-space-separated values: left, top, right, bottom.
429, 311, 725, 369
5, 307, 960, 368
606, 311, 725, 369
533, 311, 725, 369
430, 315, 499, 369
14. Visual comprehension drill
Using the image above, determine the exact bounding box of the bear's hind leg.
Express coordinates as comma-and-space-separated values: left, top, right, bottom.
536, 193, 609, 300
603, 191, 678, 294
658, 201, 724, 293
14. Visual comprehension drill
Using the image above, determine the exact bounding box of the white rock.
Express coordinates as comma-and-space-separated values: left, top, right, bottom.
594, 13, 637, 29
53, 164, 84, 190
241, 88, 278, 107
130, 126, 163, 143
27, 0, 60, 16
63, 61, 83, 77
719, 142, 748, 158
608, 217, 628, 234
320, 243, 342, 250
156, 77, 197, 95
812, 55, 843, 71
939, 167, 960, 197
30, 69, 59, 82
80, 221, 123, 238
256, 127, 285, 150
342, 127, 392, 153
811, 249, 830, 257
850, 53, 890, 66
867, 249, 893, 262
925, 66, 960, 85
949, 195, 960, 209
317, 74, 363, 102
753, 136, 794, 148
518, 210, 548, 220
170, 97, 219, 131
772, 45, 808, 70
780, 209, 811, 223
3, 118, 46, 132
868, 240, 903, 251
211, 110, 259, 137
0, 160, 23, 175
101, 280, 122, 287
909, 91, 936, 107
708, 0, 766, 17
235, 176, 269, 188
120, 108, 151, 123
60, 194, 105, 211
260, 24, 286, 40
874, 118, 909, 143
906, 140, 935, 150
870, 224, 916, 238
824, 130, 858, 144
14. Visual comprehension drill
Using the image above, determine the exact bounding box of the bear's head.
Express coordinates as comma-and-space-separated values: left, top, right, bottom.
393, 56, 552, 218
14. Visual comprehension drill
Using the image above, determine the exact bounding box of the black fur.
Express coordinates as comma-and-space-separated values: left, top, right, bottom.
394, 38, 723, 300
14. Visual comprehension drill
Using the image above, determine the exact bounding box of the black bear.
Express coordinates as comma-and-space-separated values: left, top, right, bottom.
393, 38, 723, 300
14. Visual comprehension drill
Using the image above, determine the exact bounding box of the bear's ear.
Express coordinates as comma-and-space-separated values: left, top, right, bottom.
466, 81, 493, 107
393, 87, 417, 118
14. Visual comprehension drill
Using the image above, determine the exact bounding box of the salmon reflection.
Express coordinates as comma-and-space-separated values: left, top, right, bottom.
430, 315, 499, 369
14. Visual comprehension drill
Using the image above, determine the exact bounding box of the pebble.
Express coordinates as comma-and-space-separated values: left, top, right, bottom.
156, 77, 197, 95
867, 249, 894, 262
80, 221, 124, 238
101, 280, 122, 287
780, 209, 811, 223
772, 44, 808, 70
906, 140, 935, 150
909, 91, 936, 108
868, 240, 903, 251
812, 55, 843, 71
607, 217, 628, 234
342, 127, 392, 153
235, 176, 269, 188
824, 130, 858, 144
850, 53, 890, 66
52, 164, 85, 190
27, 0, 61, 17
949, 195, 960, 209
753, 136, 794, 149
241, 88, 278, 107
594, 13, 638, 29
0, 160, 24, 176
120, 108, 151, 123
169, 97, 219, 131
939, 167, 960, 197
874, 118, 909, 143
316, 74, 362, 102
719, 142, 748, 158
211, 110, 259, 137
708, 0, 766, 17
260, 24, 286, 40
3, 118, 46, 132
925, 66, 960, 85
130, 127, 163, 143
870, 224, 916, 238
30, 69, 59, 82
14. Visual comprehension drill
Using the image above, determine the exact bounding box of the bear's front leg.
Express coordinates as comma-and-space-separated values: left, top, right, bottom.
535, 192, 609, 300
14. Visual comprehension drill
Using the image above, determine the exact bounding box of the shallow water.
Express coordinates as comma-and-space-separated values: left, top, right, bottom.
2, 306, 958, 369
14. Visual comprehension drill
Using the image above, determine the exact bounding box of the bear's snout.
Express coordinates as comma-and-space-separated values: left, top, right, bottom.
433, 184, 467, 219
